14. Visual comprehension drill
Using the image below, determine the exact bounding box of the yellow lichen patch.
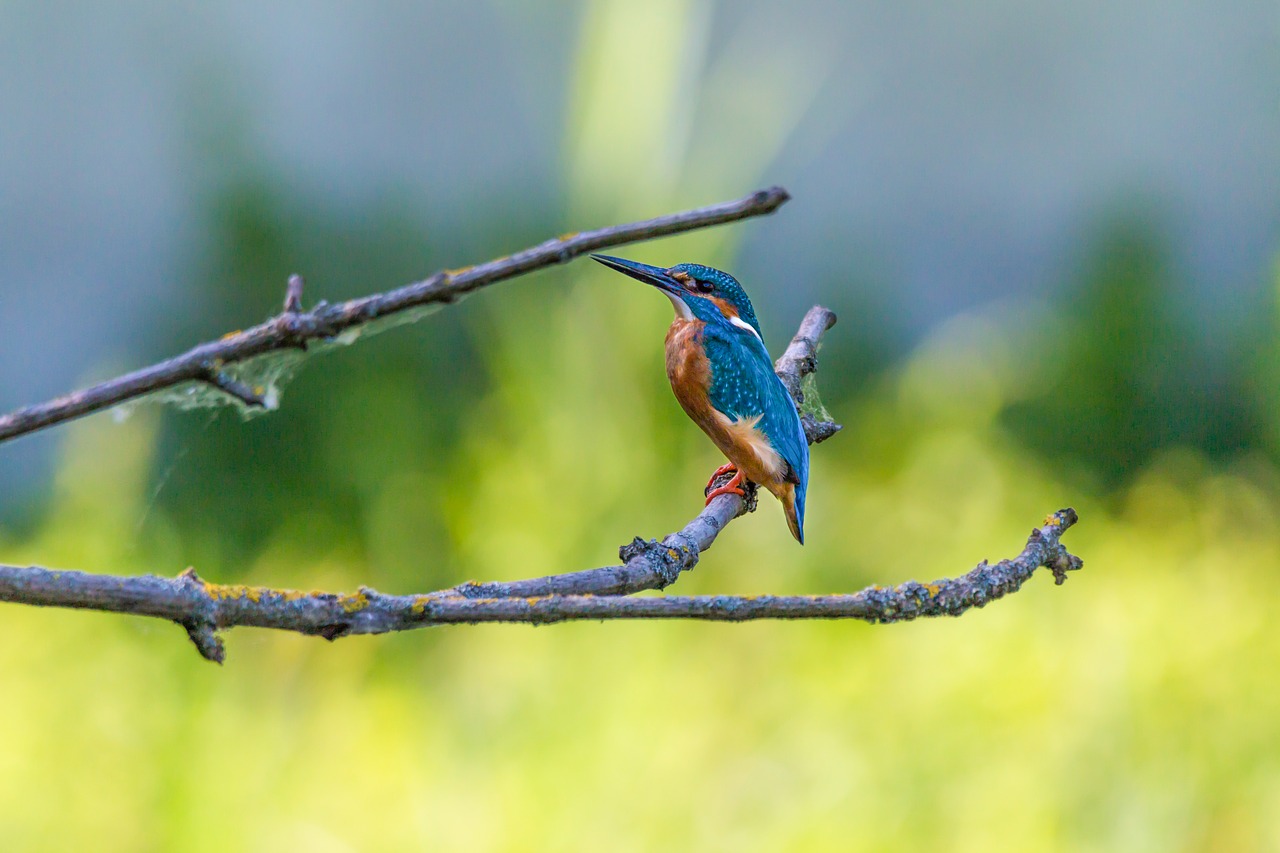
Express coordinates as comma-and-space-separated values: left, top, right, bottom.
444, 265, 475, 277
202, 582, 267, 603
923, 583, 941, 596
410, 596, 433, 616
558, 231, 579, 241
1043, 513, 1061, 528
219, 330, 242, 340
337, 591, 369, 613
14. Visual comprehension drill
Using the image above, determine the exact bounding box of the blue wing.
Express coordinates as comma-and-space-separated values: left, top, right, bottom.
702, 320, 809, 515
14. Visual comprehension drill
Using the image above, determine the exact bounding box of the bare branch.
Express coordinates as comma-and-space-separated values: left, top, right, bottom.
0, 187, 790, 444
0, 510, 1081, 664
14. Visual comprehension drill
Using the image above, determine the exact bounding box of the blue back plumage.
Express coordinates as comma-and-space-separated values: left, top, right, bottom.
589, 253, 811, 540
684, 295, 810, 539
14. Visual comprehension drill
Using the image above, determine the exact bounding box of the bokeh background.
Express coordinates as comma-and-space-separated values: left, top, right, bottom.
3, 1, 1280, 849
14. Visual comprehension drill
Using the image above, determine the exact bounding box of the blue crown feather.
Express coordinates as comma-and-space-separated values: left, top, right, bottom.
670, 263, 764, 338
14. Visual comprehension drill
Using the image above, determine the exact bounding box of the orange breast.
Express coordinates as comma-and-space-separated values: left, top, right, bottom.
664, 319, 788, 493
665, 320, 711, 407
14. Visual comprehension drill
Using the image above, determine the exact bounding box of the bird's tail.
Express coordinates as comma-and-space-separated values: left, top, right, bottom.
781, 481, 806, 545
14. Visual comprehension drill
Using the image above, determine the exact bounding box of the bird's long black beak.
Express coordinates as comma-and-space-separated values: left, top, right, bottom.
591, 254, 681, 294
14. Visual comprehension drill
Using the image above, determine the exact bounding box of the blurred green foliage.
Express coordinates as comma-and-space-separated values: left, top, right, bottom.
5, 288, 1280, 848
1003, 208, 1267, 495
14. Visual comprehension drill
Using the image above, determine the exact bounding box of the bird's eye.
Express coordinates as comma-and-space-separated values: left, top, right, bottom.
695, 280, 714, 293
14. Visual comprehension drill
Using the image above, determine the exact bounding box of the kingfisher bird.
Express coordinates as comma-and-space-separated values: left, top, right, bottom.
593, 255, 810, 544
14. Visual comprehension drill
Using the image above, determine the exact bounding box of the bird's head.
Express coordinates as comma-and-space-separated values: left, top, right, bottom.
592, 255, 763, 339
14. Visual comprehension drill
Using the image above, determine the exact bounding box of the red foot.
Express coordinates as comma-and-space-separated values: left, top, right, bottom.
704, 465, 746, 504
708, 462, 737, 480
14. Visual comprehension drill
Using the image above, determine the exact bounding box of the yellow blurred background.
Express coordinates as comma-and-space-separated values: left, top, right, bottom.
4, 1, 1280, 850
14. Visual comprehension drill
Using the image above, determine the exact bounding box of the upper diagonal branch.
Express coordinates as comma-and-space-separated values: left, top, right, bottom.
0, 187, 790, 444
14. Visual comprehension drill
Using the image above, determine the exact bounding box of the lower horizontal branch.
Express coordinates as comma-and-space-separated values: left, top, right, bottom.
0, 509, 1081, 660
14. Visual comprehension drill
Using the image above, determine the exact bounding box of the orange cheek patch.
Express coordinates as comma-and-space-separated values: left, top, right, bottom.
710, 297, 739, 319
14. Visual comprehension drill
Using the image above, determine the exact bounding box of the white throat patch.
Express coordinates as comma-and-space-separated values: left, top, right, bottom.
665, 292, 694, 320
729, 314, 762, 342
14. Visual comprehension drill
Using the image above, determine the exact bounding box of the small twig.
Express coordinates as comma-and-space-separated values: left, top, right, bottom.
774, 306, 835, 401
774, 306, 842, 445
283, 274, 305, 313
200, 369, 268, 408
0, 187, 790, 444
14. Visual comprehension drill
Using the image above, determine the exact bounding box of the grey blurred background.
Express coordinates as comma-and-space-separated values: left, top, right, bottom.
3, 0, 1279, 509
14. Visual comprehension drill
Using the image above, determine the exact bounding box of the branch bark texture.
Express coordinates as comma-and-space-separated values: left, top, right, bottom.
0, 187, 789, 444
0, 510, 1081, 664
